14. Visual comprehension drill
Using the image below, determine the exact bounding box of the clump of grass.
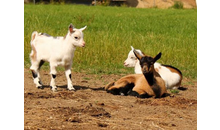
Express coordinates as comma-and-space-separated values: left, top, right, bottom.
172, 1, 183, 9
170, 89, 180, 94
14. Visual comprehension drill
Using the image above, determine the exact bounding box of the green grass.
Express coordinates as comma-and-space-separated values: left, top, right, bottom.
24, 4, 197, 79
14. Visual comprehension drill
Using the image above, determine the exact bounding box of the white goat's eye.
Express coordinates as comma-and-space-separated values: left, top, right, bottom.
74, 37, 78, 40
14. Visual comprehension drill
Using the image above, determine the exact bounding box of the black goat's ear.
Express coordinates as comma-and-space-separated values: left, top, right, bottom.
153, 52, 162, 62
133, 49, 143, 60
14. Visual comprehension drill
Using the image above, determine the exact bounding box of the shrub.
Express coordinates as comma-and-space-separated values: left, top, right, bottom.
172, 1, 183, 9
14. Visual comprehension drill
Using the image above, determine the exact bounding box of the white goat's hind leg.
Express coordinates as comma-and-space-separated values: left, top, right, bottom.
31, 70, 43, 89
50, 65, 57, 92
65, 66, 75, 91
30, 61, 43, 89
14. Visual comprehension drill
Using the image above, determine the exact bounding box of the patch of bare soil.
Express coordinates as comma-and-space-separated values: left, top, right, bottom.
24, 68, 197, 129
126, 0, 197, 9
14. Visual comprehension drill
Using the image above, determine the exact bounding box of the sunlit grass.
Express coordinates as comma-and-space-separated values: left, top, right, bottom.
24, 4, 197, 79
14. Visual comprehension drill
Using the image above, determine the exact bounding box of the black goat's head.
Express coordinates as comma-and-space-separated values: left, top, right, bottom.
133, 49, 161, 75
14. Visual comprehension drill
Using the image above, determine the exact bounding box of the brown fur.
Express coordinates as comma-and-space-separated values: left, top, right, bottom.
105, 73, 166, 98
69, 24, 75, 33
166, 66, 181, 75
105, 74, 154, 95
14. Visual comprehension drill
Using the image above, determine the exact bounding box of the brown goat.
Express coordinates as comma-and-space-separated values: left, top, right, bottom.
105, 50, 167, 98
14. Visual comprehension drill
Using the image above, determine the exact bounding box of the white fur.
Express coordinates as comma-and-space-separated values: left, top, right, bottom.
30, 24, 87, 91
124, 46, 143, 74
124, 46, 181, 89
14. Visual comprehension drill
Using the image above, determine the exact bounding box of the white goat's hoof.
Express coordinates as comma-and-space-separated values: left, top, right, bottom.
51, 86, 57, 92
67, 87, 76, 91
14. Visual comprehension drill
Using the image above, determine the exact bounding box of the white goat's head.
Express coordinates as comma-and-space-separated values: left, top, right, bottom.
67, 24, 87, 47
124, 46, 144, 67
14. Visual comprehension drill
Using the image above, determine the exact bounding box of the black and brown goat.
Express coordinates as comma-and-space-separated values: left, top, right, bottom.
105, 49, 167, 98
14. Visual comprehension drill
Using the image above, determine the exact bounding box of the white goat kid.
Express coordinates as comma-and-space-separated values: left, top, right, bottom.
30, 24, 87, 92
124, 46, 182, 90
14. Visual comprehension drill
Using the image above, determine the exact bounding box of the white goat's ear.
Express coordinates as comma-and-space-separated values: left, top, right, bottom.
130, 46, 134, 51
69, 24, 75, 33
133, 49, 142, 60
80, 26, 87, 31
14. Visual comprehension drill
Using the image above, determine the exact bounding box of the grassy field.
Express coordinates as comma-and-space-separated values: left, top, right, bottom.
24, 4, 197, 79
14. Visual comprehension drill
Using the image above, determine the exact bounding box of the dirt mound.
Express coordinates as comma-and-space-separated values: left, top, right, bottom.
126, 0, 197, 8
24, 68, 197, 129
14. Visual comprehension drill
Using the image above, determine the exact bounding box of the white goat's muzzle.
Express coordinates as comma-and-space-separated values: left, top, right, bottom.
124, 61, 130, 67
124, 62, 128, 67
81, 41, 85, 47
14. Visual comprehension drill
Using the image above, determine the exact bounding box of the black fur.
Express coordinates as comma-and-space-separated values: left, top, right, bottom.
139, 53, 162, 98
151, 84, 161, 98
52, 74, 56, 79
128, 91, 139, 97
38, 60, 45, 70
69, 74, 71, 79
139, 93, 152, 98
143, 73, 154, 86
119, 83, 135, 96
143, 72, 161, 98
107, 89, 120, 95
40, 33, 52, 37
107, 83, 134, 96
128, 91, 152, 98
31, 70, 38, 78
37, 80, 44, 89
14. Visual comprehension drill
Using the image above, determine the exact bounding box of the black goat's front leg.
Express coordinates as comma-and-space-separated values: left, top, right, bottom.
106, 83, 135, 96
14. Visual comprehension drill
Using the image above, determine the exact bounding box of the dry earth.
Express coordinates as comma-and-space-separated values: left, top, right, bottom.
24, 68, 197, 129
126, 0, 196, 8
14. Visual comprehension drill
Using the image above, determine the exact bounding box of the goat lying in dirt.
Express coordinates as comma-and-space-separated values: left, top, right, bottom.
105, 49, 167, 98
30, 24, 87, 92
124, 46, 182, 90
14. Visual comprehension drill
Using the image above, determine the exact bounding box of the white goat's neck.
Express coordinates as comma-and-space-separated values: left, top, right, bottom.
134, 60, 142, 74
63, 33, 76, 51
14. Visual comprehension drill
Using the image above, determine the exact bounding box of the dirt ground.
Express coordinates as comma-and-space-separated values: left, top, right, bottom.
24, 68, 197, 130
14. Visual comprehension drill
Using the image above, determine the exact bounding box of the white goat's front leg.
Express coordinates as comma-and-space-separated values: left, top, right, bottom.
65, 66, 75, 91
50, 64, 57, 92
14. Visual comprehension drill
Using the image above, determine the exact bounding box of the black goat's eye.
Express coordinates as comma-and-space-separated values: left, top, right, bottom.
75, 37, 78, 39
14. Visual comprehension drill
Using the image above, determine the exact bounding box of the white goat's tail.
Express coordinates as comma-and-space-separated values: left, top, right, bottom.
31, 31, 38, 42
30, 31, 38, 61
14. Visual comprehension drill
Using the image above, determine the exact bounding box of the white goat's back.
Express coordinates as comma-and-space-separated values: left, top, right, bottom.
30, 25, 86, 64
154, 63, 181, 89
124, 46, 182, 89
31, 33, 67, 62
